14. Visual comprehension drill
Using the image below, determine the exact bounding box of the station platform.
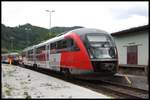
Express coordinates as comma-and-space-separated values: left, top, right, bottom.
2, 64, 110, 98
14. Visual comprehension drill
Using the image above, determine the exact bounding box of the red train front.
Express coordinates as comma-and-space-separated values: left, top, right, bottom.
60, 28, 118, 76
22, 28, 118, 77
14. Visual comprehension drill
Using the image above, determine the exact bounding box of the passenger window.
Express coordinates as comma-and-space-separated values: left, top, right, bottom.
67, 38, 80, 51
61, 40, 67, 49
50, 38, 80, 53
36, 45, 46, 54
50, 42, 57, 53
73, 43, 80, 51
57, 40, 62, 49
50, 42, 57, 50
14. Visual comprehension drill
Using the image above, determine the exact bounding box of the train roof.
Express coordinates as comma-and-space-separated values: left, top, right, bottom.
44, 28, 109, 44
2, 52, 19, 56
35, 40, 49, 48
22, 45, 36, 51
23, 28, 109, 49
69, 28, 108, 35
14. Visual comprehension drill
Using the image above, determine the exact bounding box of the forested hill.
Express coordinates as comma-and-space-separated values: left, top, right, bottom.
1, 23, 83, 53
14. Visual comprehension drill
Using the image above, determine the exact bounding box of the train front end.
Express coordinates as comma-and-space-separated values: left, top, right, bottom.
86, 34, 118, 75
75, 28, 118, 76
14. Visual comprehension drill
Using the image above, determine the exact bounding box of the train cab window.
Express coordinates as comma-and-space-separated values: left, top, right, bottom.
86, 34, 116, 59
87, 35, 113, 48
87, 35, 107, 42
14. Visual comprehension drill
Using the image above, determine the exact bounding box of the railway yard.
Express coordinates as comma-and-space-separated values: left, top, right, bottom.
2, 1, 149, 99
2, 63, 149, 99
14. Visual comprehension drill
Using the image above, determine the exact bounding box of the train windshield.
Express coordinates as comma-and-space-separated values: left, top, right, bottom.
87, 34, 116, 59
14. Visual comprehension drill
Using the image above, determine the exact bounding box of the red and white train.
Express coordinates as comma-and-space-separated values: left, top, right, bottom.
21, 28, 118, 77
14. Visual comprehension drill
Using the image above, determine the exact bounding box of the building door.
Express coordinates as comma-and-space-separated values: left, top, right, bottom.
127, 45, 138, 64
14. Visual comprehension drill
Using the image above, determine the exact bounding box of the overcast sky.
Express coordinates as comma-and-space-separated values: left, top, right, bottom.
2, 1, 149, 33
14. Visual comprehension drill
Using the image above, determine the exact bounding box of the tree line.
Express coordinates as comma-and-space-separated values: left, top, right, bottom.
1, 23, 83, 53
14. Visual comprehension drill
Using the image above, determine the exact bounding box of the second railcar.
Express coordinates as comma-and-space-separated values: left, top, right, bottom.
1, 52, 20, 65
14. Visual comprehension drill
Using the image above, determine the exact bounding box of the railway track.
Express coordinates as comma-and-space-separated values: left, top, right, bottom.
83, 79, 149, 99
19, 64, 149, 99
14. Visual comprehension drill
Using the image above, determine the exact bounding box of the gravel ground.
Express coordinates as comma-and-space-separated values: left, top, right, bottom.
2, 64, 111, 99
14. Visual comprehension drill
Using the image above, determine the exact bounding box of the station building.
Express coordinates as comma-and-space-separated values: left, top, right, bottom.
111, 25, 149, 69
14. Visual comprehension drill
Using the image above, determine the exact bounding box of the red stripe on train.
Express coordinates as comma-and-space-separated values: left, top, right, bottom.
60, 32, 93, 70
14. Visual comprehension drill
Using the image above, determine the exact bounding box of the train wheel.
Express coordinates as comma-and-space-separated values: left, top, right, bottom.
61, 68, 71, 79
21, 62, 25, 67
33, 64, 37, 69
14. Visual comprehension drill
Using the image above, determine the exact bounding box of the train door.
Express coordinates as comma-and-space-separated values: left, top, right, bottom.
49, 42, 60, 71
60, 38, 74, 69
46, 44, 50, 68
33, 47, 37, 65
66, 38, 74, 68
24, 50, 28, 65
33, 47, 36, 64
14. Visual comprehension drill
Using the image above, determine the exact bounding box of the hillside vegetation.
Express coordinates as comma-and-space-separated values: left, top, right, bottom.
1, 23, 83, 53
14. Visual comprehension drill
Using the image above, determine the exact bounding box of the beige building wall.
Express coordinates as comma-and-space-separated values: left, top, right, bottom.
113, 31, 149, 66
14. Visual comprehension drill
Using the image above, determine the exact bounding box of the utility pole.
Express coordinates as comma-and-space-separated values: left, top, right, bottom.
45, 10, 55, 32
10, 36, 14, 51
25, 28, 31, 47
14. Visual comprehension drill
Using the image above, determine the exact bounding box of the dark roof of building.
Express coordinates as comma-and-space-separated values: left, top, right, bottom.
111, 25, 149, 36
